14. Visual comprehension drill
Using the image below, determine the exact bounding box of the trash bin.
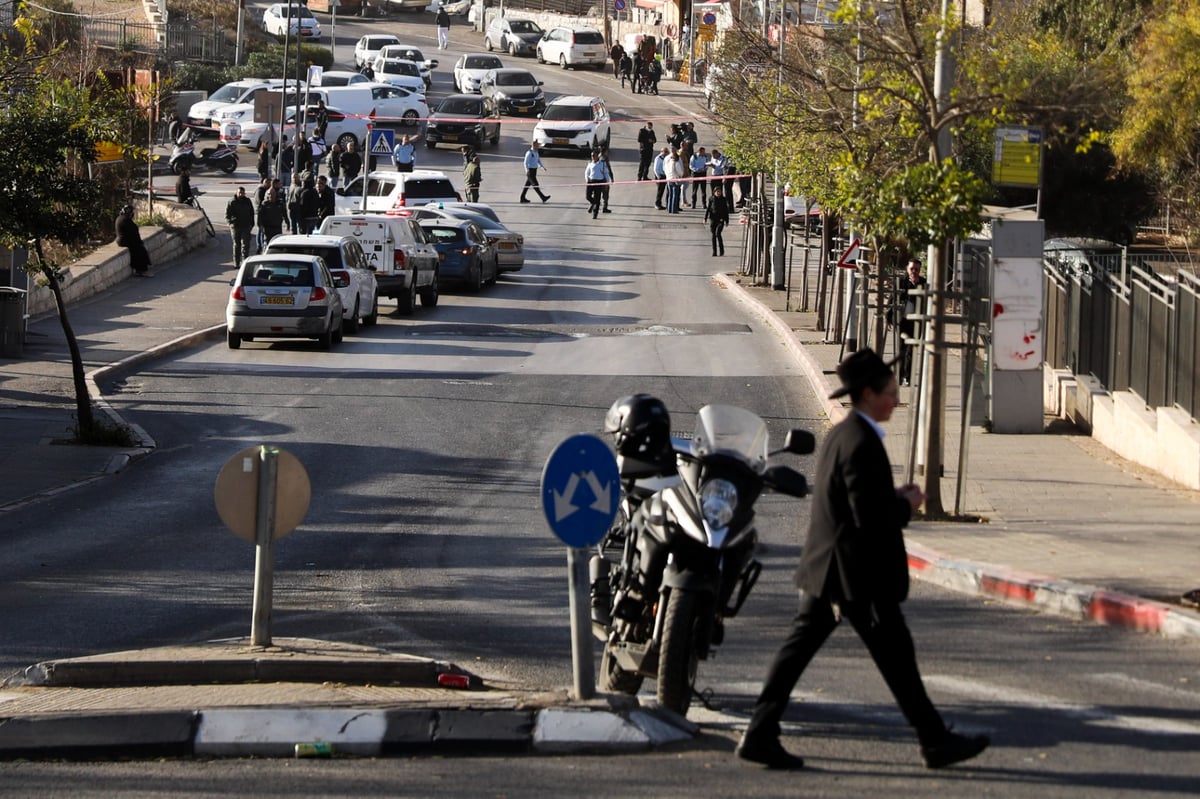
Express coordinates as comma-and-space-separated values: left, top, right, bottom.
0, 287, 28, 358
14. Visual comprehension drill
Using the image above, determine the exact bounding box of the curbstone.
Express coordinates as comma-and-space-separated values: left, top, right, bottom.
533, 708, 652, 752
0, 711, 197, 758
194, 708, 389, 757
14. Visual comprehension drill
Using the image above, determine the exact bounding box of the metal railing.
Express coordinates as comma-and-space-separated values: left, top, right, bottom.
81, 18, 230, 63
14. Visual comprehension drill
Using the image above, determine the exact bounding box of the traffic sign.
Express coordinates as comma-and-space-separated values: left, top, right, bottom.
836, 237, 862, 269
214, 445, 310, 542
541, 434, 619, 548
702, 11, 716, 25
369, 128, 395, 156
614, 0, 626, 10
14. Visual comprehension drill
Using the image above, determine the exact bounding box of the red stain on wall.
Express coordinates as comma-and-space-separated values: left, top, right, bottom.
993, 302, 1005, 318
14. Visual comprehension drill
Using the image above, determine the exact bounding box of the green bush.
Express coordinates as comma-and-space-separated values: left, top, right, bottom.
244, 44, 335, 79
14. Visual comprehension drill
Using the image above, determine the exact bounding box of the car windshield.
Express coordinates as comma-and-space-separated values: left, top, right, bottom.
210, 84, 252, 103
424, 226, 466, 243
543, 105, 592, 122
437, 97, 482, 115
397, 49, 425, 62
574, 31, 604, 44
509, 20, 541, 34
497, 72, 537, 86
437, 209, 499, 231
320, 75, 351, 86
268, 245, 343, 270
278, 6, 315, 19
382, 60, 420, 76
406, 180, 456, 199
367, 37, 397, 50
243, 262, 315, 287
465, 55, 503, 69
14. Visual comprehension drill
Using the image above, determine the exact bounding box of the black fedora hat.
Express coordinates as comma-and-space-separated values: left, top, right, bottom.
828, 347, 900, 399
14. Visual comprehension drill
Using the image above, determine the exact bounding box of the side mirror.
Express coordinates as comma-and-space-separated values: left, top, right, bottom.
763, 465, 808, 498
783, 429, 816, 455
430, 60, 439, 69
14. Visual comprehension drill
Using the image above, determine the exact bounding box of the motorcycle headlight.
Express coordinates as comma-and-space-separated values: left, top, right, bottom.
700, 479, 738, 529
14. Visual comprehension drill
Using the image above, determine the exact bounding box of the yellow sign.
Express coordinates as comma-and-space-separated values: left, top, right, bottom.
94, 142, 123, 163
992, 126, 1042, 188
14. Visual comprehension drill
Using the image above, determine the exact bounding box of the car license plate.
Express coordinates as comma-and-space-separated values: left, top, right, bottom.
553, 138, 568, 145
444, 134, 458, 141
262, 295, 294, 306
582, 51, 596, 57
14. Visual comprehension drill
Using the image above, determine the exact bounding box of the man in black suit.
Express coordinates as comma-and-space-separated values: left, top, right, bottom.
736, 348, 989, 771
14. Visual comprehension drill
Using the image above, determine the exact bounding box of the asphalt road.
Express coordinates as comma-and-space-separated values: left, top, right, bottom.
2, 8, 1198, 796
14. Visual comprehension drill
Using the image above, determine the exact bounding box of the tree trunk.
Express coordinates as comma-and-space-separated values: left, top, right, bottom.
920, 240, 946, 517
33, 240, 96, 440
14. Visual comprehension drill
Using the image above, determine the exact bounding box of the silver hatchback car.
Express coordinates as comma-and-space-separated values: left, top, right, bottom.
226, 254, 345, 350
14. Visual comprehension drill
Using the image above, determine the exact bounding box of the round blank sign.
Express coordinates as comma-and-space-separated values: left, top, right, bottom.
214, 445, 311, 542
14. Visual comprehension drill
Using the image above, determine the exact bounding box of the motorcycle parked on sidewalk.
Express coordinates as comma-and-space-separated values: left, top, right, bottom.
170, 131, 238, 175
590, 395, 815, 715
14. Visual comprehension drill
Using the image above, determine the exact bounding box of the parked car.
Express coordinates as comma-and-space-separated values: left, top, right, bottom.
314, 70, 370, 87
186, 78, 295, 131
333, 169, 461, 215
263, 234, 379, 333
531, 95, 611, 153
375, 44, 437, 88
375, 59, 426, 94
225, 103, 367, 151
411, 205, 524, 273
306, 0, 362, 11
363, 82, 429, 127
262, 3, 321, 40
226, 254, 344, 350
418, 219, 498, 292
354, 34, 401, 69
480, 68, 545, 116
484, 17, 544, 57
320, 214, 440, 312
454, 53, 505, 94
536, 27, 606, 70
425, 94, 502, 149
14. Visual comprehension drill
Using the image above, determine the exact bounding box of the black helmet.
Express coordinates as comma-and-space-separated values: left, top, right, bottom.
605, 394, 674, 475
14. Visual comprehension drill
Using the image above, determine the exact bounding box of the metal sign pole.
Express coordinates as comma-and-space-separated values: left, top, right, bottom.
251, 446, 280, 646
567, 547, 595, 700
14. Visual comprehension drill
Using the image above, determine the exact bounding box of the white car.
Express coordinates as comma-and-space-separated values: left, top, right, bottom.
226, 254, 344, 350
354, 34, 401, 69
376, 44, 437, 88
375, 59, 426, 94
333, 170, 460, 215
262, 3, 321, 40
314, 70, 370, 87
363, 82, 429, 127
536, 27, 606, 70
531, 95, 611, 153
263, 235, 379, 333
223, 103, 367, 151
186, 78, 295, 130
453, 53, 505, 93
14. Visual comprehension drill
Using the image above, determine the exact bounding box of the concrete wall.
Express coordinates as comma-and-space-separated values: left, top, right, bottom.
26, 203, 211, 318
1045, 365, 1200, 490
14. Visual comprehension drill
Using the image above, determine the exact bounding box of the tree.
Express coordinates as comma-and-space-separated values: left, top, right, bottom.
0, 18, 128, 441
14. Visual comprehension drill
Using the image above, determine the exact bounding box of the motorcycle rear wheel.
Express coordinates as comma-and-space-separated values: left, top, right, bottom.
599, 643, 643, 695
657, 588, 700, 715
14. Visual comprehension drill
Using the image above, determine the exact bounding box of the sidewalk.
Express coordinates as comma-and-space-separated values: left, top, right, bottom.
2, 222, 1200, 759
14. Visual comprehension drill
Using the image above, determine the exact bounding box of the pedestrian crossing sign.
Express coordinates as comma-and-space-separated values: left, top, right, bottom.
370, 129, 395, 156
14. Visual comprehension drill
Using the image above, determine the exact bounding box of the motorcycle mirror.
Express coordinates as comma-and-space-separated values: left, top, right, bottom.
763, 465, 808, 498
782, 429, 815, 455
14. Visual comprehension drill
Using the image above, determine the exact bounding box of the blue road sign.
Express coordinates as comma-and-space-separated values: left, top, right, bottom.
541, 434, 619, 548
614, 0, 626, 10
702, 11, 716, 24
369, 128, 395, 157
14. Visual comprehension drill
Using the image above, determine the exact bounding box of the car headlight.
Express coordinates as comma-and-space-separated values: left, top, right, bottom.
494, 91, 509, 100
700, 479, 738, 529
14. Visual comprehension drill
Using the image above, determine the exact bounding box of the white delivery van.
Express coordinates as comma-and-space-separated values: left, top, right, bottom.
318, 214, 440, 314
305, 86, 382, 119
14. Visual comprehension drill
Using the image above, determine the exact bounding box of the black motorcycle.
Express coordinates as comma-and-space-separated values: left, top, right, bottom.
591, 396, 814, 715
170, 131, 238, 175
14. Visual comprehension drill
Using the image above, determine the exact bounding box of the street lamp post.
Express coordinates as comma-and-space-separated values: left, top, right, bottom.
769, 1, 787, 289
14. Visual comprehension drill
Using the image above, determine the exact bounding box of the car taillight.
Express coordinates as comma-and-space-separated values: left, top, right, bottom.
232, 286, 245, 300
310, 287, 327, 301
460, 247, 472, 256
332, 270, 350, 284
394, 249, 407, 270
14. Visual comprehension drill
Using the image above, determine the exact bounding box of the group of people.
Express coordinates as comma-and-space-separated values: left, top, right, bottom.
258, 132, 364, 191
610, 41, 663, 96
217, 172, 339, 269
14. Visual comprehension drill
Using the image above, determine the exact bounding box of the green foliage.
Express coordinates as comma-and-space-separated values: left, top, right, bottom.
245, 44, 335, 80
20, 0, 82, 53
1035, 0, 1150, 56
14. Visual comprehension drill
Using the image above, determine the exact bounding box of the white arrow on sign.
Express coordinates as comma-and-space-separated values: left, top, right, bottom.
552, 471, 613, 522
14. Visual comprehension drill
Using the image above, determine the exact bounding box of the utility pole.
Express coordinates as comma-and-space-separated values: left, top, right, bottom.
918, 0, 955, 516
769, 1, 787, 289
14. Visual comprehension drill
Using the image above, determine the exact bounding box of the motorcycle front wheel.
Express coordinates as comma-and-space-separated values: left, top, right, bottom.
657, 588, 701, 715
599, 642, 643, 695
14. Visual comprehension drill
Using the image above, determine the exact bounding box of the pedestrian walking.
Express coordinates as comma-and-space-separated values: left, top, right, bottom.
704, 185, 729, 256
316, 175, 336, 228
257, 186, 287, 246
689, 146, 710, 208
609, 42, 625, 79
254, 177, 272, 252
709, 148, 733, 211
293, 132, 314, 179
463, 154, 482, 202
631, 53, 644, 93
435, 4, 451, 50
646, 57, 662, 95
225, 186, 256, 268
312, 99, 330, 142
299, 175, 321, 234
115, 204, 150, 277
652, 146, 669, 209
340, 139, 362, 185
279, 135, 294, 187
392, 134, 417, 173
287, 175, 305, 234
327, 141, 343, 188
597, 147, 614, 213
256, 141, 271, 182
736, 347, 990, 772
519, 141, 551, 203
619, 52, 633, 88
894, 259, 927, 386
584, 150, 613, 219
636, 121, 656, 181
664, 148, 684, 214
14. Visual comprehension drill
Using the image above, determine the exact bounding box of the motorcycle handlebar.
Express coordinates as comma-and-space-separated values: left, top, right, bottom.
763, 464, 808, 498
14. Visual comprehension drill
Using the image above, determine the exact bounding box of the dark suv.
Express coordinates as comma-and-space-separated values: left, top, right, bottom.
424, 94, 502, 149
480, 68, 546, 115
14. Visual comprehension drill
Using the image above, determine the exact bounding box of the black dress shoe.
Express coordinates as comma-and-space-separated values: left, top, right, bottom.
520, 198, 531, 203
735, 736, 805, 770
921, 731, 989, 769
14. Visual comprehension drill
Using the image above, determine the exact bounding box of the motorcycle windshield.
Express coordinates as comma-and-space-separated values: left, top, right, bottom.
688, 404, 770, 474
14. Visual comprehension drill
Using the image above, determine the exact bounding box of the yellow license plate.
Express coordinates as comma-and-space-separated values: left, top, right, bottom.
444, 134, 458, 141
262, 295, 294, 306
553, 138, 568, 145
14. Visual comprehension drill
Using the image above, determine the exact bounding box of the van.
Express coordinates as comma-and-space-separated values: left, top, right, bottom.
305, 85, 378, 119
318, 214, 440, 313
